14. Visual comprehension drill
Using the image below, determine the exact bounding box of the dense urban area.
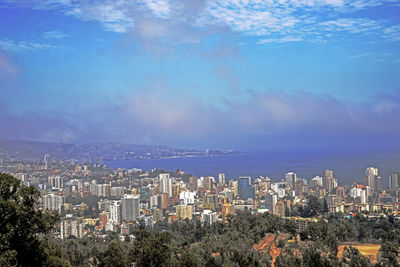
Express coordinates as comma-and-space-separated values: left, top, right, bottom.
2, 154, 400, 266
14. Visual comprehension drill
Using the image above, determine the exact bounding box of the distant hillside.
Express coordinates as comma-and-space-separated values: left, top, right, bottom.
0, 140, 241, 162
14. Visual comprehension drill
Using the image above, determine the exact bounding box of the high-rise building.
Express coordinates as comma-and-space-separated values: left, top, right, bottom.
218, 173, 226, 185
310, 176, 323, 188
140, 187, 150, 202
350, 187, 367, 204
336, 186, 345, 199
232, 181, 238, 197
294, 178, 303, 197
99, 210, 109, 229
203, 176, 214, 190
158, 193, 168, 209
222, 203, 232, 221
364, 167, 380, 192
48, 176, 63, 188
60, 217, 84, 239
323, 169, 334, 192
173, 182, 181, 198
42, 194, 64, 213
188, 176, 197, 191
201, 209, 217, 225
44, 154, 50, 170
274, 201, 285, 217
121, 194, 140, 222
179, 191, 195, 205
390, 172, 400, 189
265, 193, 277, 214
238, 177, 254, 200
176, 204, 193, 220
159, 173, 173, 197
285, 172, 296, 188
150, 195, 158, 209
204, 194, 218, 206
110, 200, 122, 224
90, 184, 110, 197
222, 188, 234, 203
111, 187, 125, 197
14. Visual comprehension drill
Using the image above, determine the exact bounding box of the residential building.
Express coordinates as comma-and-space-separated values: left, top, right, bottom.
176, 204, 193, 220
201, 209, 217, 225
121, 194, 140, 222
285, 172, 296, 188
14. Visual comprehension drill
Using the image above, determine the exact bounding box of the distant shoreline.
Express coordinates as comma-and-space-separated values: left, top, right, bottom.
104, 152, 246, 161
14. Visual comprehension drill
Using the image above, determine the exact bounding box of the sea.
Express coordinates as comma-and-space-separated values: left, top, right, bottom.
105, 150, 400, 187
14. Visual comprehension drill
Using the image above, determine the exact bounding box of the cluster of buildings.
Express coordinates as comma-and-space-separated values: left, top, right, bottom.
1, 156, 400, 240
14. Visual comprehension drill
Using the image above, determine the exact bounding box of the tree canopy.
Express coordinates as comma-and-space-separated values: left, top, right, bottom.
0, 173, 58, 266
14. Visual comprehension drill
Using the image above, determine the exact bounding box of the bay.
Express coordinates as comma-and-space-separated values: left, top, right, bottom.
105, 150, 400, 187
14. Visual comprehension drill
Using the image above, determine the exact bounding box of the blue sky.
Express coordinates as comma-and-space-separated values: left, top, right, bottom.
0, 0, 400, 151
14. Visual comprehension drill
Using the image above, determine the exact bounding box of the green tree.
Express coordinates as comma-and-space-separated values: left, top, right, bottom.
100, 241, 127, 267
379, 241, 399, 267
275, 247, 301, 267
0, 173, 58, 266
283, 220, 297, 239
302, 246, 331, 267
45, 239, 72, 267
323, 198, 329, 214
128, 229, 173, 267
177, 250, 201, 267
299, 195, 322, 217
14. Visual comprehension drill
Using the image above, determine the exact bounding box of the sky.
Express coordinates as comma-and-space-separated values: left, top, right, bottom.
1, 0, 400, 152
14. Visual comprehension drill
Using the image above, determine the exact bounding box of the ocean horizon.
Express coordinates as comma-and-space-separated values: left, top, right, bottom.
105, 150, 400, 187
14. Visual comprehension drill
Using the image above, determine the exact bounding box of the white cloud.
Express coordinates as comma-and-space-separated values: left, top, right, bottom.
4, 0, 400, 46
66, 0, 135, 33
257, 36, 303, 44
383, 25, 400, 41
142, 0, 171, 18
320, 18, 381, 34
347, 52, 372, 59
43, 30, 69, 39
0, 39, 57, 53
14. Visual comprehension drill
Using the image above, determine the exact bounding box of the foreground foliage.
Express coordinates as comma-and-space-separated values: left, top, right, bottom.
0, 173, 58, 266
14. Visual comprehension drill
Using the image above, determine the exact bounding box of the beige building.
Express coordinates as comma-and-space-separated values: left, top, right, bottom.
274, 201, 285, 217
176, 204, 193, 220
60, 217, 85, 239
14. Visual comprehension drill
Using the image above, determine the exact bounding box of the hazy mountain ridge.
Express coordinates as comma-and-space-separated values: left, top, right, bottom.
0, 140, 241, 162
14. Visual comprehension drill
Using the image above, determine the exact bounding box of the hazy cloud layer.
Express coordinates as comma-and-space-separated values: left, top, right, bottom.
0, 51, 20, 83
1, 82, 400, 146
1, 0, 399, 150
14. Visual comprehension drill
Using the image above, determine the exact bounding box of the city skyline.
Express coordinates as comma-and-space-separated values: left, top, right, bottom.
0, 1, 400, 152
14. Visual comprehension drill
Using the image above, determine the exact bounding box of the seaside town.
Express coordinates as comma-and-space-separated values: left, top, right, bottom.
1, 154, 398, 242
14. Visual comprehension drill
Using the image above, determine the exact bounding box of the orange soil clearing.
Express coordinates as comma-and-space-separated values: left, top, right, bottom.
337, 243, 380, 263
254, 233, 291, 267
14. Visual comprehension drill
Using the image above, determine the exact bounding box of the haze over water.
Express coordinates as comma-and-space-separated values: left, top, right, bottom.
106, 150, 400, 187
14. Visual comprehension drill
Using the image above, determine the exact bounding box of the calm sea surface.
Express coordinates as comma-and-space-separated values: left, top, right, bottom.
105, 150, 400, 187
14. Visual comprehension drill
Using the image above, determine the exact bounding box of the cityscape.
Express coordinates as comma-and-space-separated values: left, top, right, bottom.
2, 152, 400, 265
1, 0, 400, 266
4, 154, 400, 238
3, 154, 400, 237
